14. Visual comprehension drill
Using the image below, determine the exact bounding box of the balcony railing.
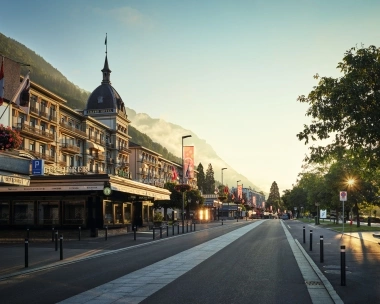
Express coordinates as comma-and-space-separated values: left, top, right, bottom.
93, 154, 105, 161
59, 121, 87, 137
23, 149, 55, 163
118, 146, 132, 154
61, 143, 80, 154
13, 123, 55, 141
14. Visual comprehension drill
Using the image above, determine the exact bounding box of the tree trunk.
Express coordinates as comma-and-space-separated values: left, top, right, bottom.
355, 202, 360, 227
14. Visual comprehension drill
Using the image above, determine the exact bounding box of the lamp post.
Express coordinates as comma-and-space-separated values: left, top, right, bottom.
236, 180, 241, 220
181, 135, 192, 233
221, 168, 227, 220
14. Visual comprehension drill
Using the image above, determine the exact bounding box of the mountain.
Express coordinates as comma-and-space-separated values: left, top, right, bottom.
0, 32, 263, 193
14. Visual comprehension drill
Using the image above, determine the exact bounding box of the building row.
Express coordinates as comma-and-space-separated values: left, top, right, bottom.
0, 53, 197, 234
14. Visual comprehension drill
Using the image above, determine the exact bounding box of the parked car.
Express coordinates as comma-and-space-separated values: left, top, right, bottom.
281, 214, 289, 220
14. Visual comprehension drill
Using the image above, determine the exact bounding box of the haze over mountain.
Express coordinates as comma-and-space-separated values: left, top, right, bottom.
0, 32, 263, 193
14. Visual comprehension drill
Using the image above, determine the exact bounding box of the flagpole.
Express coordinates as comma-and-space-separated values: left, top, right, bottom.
105, 33, 107, 55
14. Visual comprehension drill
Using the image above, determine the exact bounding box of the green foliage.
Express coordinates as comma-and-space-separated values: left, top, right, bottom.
204, 163, 215, 194
153, 212, 164, 222
0, 32, 89, 110
297, 45, 380, 168
266, 181, 282, 212
196, 163, 205, 192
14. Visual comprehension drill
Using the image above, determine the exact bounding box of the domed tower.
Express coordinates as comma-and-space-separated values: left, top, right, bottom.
84, 40, 131, 177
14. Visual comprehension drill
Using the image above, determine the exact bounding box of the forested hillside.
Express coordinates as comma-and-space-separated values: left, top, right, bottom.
0, 32, 180, 164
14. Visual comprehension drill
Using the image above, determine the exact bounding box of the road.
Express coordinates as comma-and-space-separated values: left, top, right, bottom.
0, 219, 379, 303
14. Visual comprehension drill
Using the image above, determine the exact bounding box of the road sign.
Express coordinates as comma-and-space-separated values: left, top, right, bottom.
340, 191, 347, 201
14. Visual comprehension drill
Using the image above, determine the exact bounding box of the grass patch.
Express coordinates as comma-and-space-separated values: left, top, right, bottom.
295, 218, 380, 233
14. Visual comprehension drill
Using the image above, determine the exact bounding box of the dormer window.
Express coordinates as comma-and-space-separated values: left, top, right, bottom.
98, 96, 103, 103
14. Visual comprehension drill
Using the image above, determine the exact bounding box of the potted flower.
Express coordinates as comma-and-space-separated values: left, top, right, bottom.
0, 125, 22, 151
153, 212, 164, 227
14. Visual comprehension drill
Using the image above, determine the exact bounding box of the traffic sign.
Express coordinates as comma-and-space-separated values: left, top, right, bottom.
340, 191, 347, 201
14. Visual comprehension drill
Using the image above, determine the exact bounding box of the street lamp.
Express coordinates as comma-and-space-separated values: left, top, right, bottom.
236, 180, 241, 221
181, 135, 192, 233
221, 168, 227, 220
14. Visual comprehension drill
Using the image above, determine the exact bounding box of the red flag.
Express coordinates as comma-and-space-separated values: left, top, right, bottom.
171, 167, 178, 181
0, 57, 4, 106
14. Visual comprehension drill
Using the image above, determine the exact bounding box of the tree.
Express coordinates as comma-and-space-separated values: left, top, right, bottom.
266, 181, 281, 213
204, 163, 215, 194
196, 163, 206, 193
297, 45, 380, 168
154, 182, 183, 219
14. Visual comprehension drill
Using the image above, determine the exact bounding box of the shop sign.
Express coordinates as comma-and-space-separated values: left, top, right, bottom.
0, 175, 30, 186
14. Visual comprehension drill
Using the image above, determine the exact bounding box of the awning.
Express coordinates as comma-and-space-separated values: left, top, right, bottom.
110, 182, 170, 200
88, 142, 105, 152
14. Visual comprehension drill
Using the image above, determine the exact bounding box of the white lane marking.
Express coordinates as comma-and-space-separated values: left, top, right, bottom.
58, 221, 265, 304
281, 221, 343, 304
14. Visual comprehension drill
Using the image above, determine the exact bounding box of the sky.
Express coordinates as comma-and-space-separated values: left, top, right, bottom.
2, 0, 380, 194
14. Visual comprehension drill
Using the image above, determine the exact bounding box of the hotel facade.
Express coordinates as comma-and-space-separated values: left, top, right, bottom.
0, 54, 196, 234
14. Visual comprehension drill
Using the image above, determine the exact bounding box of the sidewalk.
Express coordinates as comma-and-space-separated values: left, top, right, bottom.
0, 220, 235, 279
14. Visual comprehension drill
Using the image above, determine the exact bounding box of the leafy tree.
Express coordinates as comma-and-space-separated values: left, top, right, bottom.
297, 45, 380, 168
196, 163, 206, 193
154, 182, 183, 219
185, 189, 205, 217
204, 163, 215, 194
266, 181, 282, 212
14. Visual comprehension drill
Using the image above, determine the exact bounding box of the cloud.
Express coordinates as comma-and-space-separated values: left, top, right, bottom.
93, 6, 154, 29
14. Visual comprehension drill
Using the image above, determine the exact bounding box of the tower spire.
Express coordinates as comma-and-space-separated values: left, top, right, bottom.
102, 34, 111, 84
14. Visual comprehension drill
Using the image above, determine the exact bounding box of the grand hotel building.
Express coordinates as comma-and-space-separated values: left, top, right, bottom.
0, 54, 197, 234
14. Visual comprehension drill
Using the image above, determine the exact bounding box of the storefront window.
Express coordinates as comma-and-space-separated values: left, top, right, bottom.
114, 204, 123, 224
0, 202, 10, 224
123, 203, 132, 224
143, 204, 149, 223
63, 200, 85, 225
37, 201, 59, 225
104, 201, 113, 224
14, 201, 35, 225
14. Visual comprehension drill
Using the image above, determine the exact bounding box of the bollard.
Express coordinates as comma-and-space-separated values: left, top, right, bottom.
153, 227, 156, 240
341, 245, 346, 286
105, 226, 108, 241
303, 226, 305, 244
78, 227, 81, 241
160, 226, 163, 238
134, 226, 137, 241
368, 217, 371, 227
186, 222, 188, 233
177, 223, 180, 234
190, 223, 192, 232
26, 228, 29, 240
172, 224, 175, 236
55, 231, 58, 251
52, 227, 54, 242
309, 230, 313, 251
193, 222, 196, 231
60, 235, 63, 260
25, 238, 29, 268
166, 225, 169, 237
222, 219, 224, 225
320, 236, 324, 263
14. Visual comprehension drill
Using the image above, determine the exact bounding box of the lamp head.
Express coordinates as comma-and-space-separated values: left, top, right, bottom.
182, 135, 192, 139
222, 167, 227, 170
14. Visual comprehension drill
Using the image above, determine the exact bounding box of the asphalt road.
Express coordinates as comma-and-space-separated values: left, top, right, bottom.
0, 219, 379, 303
140, 220, 312, 304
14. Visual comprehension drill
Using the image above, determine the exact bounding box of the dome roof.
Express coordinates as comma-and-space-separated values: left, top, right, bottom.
85, 55, 126, 114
